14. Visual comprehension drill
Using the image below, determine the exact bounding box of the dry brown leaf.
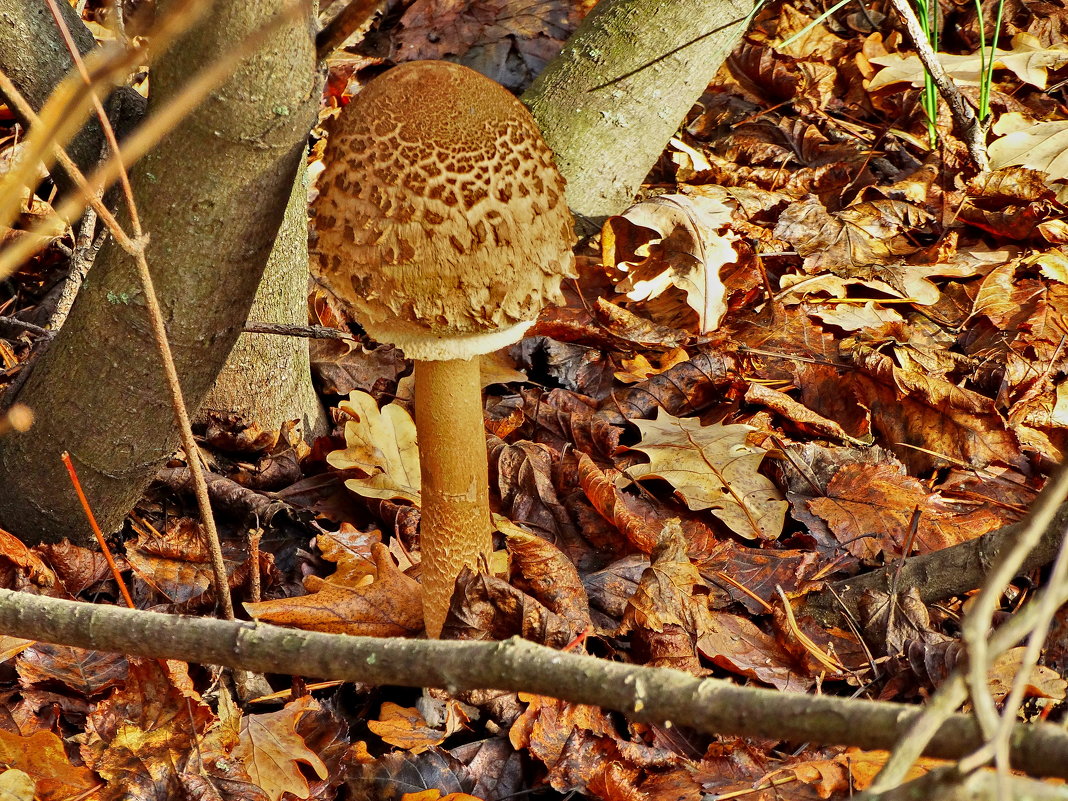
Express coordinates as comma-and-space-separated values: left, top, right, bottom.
625, 408, 787, 540
490, 439, 577, 543
245, 542, 424, 636
774, 195, 931, 273
602, 194, 738, 333
617, 525, 702, 633
126, 518, 242, 605
502, 521, 592, 633
987, 646, 1068, 702
870, 34, 1068, 90
327, 391, 421, 504
368, 703, 447, 754
697, 612, 810, 691
393, 0, 588, 88
576, 452, 661, 554
80, 660, 213, 797
443, 568, 577, 648
805, 462, 1005, 559
0, 730, 99, 801
234, 696, 328, 801
850, 347, 1026, 473
17, 644, 127, 698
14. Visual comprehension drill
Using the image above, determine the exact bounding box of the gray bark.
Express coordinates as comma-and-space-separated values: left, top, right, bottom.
197, 156, 327, 435
0, 0, 327, 436
0, 0, 321, 543
0, 0, 146, 198
522, 0, 754, 233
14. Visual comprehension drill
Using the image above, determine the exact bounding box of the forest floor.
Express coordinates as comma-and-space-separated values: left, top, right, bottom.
3, 0, 1068, 798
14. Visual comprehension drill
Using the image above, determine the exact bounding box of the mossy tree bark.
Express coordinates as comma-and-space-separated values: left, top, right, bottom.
522, 0, 754, 233
0, 0, 321, 544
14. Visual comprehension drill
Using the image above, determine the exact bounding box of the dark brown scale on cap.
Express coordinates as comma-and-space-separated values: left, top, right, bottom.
314, 60, 576, 361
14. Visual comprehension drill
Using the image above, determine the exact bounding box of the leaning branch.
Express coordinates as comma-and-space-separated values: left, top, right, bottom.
1, 588, 1067, 779
883, 0, 988, 170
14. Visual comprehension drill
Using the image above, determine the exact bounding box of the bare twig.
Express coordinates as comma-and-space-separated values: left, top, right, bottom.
959, 466, 1068, 745
0, 317, 51, 338
861, 467, 1068, 794
243, 321, 357, 340
883, 0, 989, 170
60, 451, 135, 609
956, 486, 1068, 782
43, 197, 102, 331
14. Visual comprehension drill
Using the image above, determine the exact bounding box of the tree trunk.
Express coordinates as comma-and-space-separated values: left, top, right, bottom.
0, 0, 320, 544
197, 156, 328, 435
0, 0, 328, 434
0, 0, 146, 198
522, 0, 754, 233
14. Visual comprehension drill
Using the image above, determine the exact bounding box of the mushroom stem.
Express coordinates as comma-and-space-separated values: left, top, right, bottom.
414, 357, 494, 638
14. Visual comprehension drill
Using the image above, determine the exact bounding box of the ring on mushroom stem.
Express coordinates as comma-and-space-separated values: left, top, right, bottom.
314, 60, 577, 638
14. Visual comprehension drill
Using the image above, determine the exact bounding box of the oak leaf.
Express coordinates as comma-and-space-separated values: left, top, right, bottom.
625, 408, 786, 539
327, 391, 420, 504
245, 542, 423, 636
234, 696, 328, 801
602, 194, 738, 333
869, 34, 1068, 90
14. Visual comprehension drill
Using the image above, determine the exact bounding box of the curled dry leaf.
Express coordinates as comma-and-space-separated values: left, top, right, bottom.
443, 567, 577, 648
576, 452, 661, 554
234, 696, 328, 801
602, 194, 738, 333
625, 408, 787, 540
367, 702, 447, 754
619, 521, 713, 644
244, 542, 424, 637
502, 520, 592, 634
327, 390, 421, 504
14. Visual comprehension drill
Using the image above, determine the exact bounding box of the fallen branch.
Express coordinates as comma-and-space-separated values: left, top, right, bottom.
803, 497, 1068, 626
0, 588, 1067, 779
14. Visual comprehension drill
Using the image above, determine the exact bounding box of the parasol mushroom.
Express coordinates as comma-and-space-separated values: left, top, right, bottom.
315, 60, 577, 637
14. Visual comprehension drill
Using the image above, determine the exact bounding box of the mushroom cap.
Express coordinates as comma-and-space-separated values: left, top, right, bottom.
315, 60, 577, 361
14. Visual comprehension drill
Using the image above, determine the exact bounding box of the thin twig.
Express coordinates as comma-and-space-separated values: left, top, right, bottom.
0, 317, 51, 338
883, 0, 989, 170
243, 321, 357, 340
861, 466, 1068, 793
45, 0, 235, 621
957, 499, 1068, 777
60, 451, 135, 608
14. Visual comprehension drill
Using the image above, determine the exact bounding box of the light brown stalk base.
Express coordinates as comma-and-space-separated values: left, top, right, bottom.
415, 357, 494, 638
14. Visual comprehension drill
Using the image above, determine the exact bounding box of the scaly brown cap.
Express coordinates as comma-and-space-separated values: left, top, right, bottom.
315, 60, 577, 361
